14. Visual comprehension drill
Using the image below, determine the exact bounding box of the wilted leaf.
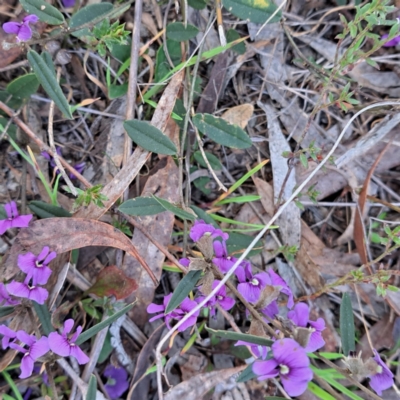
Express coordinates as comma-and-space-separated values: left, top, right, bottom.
221, 104, 254, 129
88, 265, 138, 300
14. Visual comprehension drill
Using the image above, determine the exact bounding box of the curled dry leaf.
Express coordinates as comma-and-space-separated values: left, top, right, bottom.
1, 218, 157, 284
221, 103, 254, 129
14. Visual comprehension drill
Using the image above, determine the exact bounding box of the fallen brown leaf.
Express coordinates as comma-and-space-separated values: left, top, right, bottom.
221, 103, 254, 129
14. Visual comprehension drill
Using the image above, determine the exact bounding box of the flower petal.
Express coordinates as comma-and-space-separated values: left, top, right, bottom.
29, 286, 48, 304
237, 282, 260, 303
23, 14, 39, 24
16, 24, 32, 41
177, 315, 197, 331
70, 344, 90, 364
218, 296, 235, 311
48, 332, 71, 357
17, 252, 36, 273
44, 251, 57, 265
0, 220, 12, 235
33, 266, 52, 285
16, 330, 36, 346
7, 282, 30, 299
272, 338, 309, 368
287, 302, 309, 327
4, 202, 13, 218
11, 214, 33, 229
306, 331, 325, 353
281, 375, 311, 397
30, 337, 50, 359
252, 359, 279, 380
63, 319, 75, 336
20, 355, 34, 378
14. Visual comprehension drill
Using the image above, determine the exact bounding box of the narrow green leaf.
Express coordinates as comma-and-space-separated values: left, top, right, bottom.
166, 22, 199, 41
226, 29, 246, 55
1, 370, 23, 400
340, 293, 355, 356
32, 301, 54, 335
119, 197, 165, 216
0, 306, 16, 318
236, 364, 257, 383
153, 196, 196, 221
222, 0, 281, 24
155, 40, 182, 83
165, 270, 202, 313
29, 201, 72, 218
308, 381, 336, 400
193, 151, 222, 170
6, 74, 39, 99
206, 327, 274, 346
76, 303, 135, 345
124, 120, 177, 155
86, 375, 97, 400
109, 83, 128, 99
20, 0, 65, 25
188, 0, 207, 9
27, 50, 72, 119
215, 195, 261, 205
190, 206, 218, 227
41, 52, 57, 80
193, 113, 252, 149
69, 3, 113, 37
226, 232, 264, 257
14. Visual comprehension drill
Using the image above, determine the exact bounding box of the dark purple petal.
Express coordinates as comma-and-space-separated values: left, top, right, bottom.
272, 338, 310, 368
237, 282, 260, 303
268, 268, 294, 308
180, 298, 199, 314
253, 272, 270, 287
287, 302, 309, 327
235, 266, 246, 283
0, 325, 16, 349
252, 359, 279, 380
20, 354, 34, 378
48, 332, 71, 357
2, 22, 21, 35
148, 313, 166, 323
103, 365, 129, 399
218, 296, 235, 311
63, 0, 76, 7
16, 24, 32, 41
261, 301, 279, 319
309, 318, 325, 332
29, 337, 50, 359
23, 15, 39, 24
213, 256, 236, 273
70, 344, 89, 364
0, 283, 19, 306
177, 315, 197, 331
179, 258, 190, 267
281, 373, 312, 397
189, 220, 228, 242
213, 240, 226, 258
382, 33, 400, 47
306, 330, 325, 353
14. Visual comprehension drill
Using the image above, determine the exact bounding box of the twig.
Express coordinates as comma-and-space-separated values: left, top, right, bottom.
48, 67, 78, 196
124, 0, 143, 201
0, 101, 91, 189
57, 358, 88, 396
45, 363, 59, 400
155, 101, 400, 399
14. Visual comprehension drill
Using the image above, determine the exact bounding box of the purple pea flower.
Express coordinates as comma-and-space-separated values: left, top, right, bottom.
287, 302, 325, 352
7, 277, 48, 304
147, 293, 200, 332
2, 15, 39, 42
42, 147, 85, 179
18, 246, 55, 286
0, 325, 16, 349
235, 262, 271, 303
63, 0, 76, 7
9, 331, 49, 379
179, 258, 190, 267
190, 220, 229, 242
0, 282, 19, 306
212, 240, 238, 273
198, 280, 235, 316
48, 319, 89, 364
103, 365, 129, 399
368, 350, 394, 395
0, 201, 32, 235
381, 33, 400, 47
253, 338, 313, 397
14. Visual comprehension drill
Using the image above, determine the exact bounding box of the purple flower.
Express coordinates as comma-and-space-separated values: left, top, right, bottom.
198, 280, 235, 316
18, 246, 55, 285
48, 319, 90, 364
7, 277, 48, 304
103, 365, 129, 399
2, 15, 39, 42
382, 33, 400, 47
235, 262, 271, 303
179, 258, 190, 267
212, 240, 238, 273
63, 0, 76, 7
0, 325, 16, 349
42, 147, 85, 179
147, 294, 200, 332
253, 338, 313, 397
267, 268, 294, 308
9, 331, 49, 379
235, 341, 269, 359
190, 220, 228, 242
287, 302, 325, 352
0, 282, 19, 306
0, 201, 32, 235
368, 350, 394, 395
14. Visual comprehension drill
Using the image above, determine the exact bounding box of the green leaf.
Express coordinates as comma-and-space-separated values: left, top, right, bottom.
190, 206, 218, 227
6, 74, 39, 99
155, 40, 182, 82
29, 201, 72, 218
300, 153, 308, 169
193, 151, 222, 170
0, 306, 16, 318
108, 83, 128, 99
226, 29, 246, 55
119, 197, 165, 216
193, 113, 252, 149
27, 50, 72, 119
124, 120, 177, 155
236, 364, 257, 383
165, 270, 202, 313
222, 0, 281, 24
166, 22, 199, 42
153, 195, 196, 221
308, 381, 336, 400
188, 0, 207, 8
97, 332, 113, 364
41, 52, 57, 80
32, 301, 54, 335
206, 327, 274, 346
226, 232, 263, 257
20, 0, 65, 25
86, 375, 97, 400
340, 292, 355, 356
76, 302, 135, 345
216, 195, 261, 205
69, 3, 113, 38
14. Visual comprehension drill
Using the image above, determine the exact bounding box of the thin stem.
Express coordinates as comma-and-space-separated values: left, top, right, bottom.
45, 363, 59, 400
